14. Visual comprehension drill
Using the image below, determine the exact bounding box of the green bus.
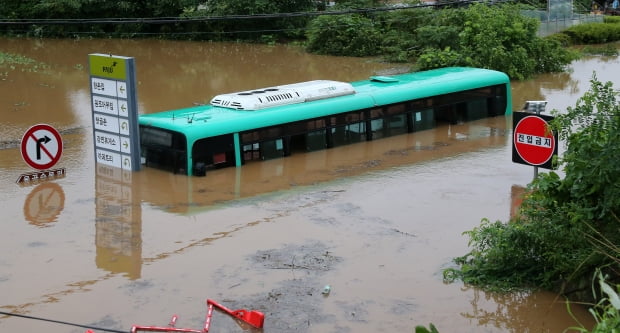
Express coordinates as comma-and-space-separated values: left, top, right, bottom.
139, 67, 512, 176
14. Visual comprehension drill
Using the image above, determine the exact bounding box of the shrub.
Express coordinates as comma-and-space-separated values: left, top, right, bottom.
417, 47, 468, 69
305, 14, 383, 57
603, 16, 620, 24
563, 22, 620, 44
545, 32, 574, 47
581, 44, 619, 56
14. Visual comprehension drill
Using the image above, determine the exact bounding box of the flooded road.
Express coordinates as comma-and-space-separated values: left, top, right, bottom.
1, 37, 618, 332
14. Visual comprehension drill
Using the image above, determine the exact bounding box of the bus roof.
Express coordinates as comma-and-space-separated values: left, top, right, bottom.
139, 67, 510, 143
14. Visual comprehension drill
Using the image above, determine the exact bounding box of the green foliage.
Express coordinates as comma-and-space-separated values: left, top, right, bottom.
603, 16, 620, 24
411, 8, 463, 52
0, 0, 190, 37
0, 51, 49, 76
446, 214, 572, 291
530, 35, 580, 74
0, 0, 316, 40
413, 3, 576, 79
546, 32, 574, 47
306, 1, 576, 79
0, 0, 315, 39
183, 0, 316, 41
417, 47, 466, 69
380, 29, 416, 62
573, 0, 594, 13
377, 7, 435, 62
331, 0, 386, 9
551, 75, 620, 221
567, 271, 620, 332
415, 323, 439, 333
305, 3, 576, 76
0, 51, 37, 66
0, 0, 192, 19
581, 44, 619, 56
31, 0, 82, 18
305, 14, 383, 57
562, 22, 620, 44
446, 76, 620, 293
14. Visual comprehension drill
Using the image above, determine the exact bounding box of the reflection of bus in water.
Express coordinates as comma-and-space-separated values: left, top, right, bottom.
139, 67, 512, 176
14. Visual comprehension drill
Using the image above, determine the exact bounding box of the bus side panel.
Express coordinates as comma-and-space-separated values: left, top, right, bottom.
503, 83, 513, 115
234, 133, 242, 167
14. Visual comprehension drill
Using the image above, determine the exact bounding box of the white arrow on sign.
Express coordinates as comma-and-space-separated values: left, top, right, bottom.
117, 82, 127, 99
119, 102, 128, 117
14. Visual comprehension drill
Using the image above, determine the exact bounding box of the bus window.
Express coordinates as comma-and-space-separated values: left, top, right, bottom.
261, 139, 284, 160
331, 122, 366, 147
488, 87, 507, 116
369, 115, 408, 139
243, 143, 260, 161
435, 104, 459, 124
306, 129, 327, 151
143, 148, 187, 175
140, 126, 187, 174
370, 119, 385, 139
464, 99, 488, 121
387, 114, 408, 136
413, 109, 435, 131
242, 139, 286, 162
285, 119, 328, 153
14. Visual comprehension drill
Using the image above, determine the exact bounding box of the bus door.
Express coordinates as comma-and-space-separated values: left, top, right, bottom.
191, 134, 236, 176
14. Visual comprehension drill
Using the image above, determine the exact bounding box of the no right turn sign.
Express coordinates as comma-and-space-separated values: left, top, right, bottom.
21, 124, 63, 170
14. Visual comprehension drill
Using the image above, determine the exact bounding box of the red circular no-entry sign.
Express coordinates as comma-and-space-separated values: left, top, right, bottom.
21, 124, 63, 170
513, 115, 556, 166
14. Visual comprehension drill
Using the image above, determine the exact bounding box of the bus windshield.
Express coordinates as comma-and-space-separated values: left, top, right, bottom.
140, 126, 187, 174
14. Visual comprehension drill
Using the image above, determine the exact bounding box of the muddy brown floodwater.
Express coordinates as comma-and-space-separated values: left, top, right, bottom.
1, 37, 619, 333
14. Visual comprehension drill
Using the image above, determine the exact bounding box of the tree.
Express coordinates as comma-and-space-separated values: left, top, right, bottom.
305, 14, 383, 56
0, 0, 189, 37
305, 1, 434, 59
414, 3, 577, 80
198, 0, 317, 41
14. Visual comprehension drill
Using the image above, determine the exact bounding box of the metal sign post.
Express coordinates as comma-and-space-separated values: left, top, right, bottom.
88, 53, 141, 172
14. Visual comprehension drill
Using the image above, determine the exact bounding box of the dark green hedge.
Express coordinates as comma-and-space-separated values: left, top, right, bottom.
562, 21, 620, 43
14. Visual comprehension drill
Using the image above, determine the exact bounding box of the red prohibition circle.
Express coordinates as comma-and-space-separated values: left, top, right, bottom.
20, 124, 63, 170
513, 115, 555, 166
